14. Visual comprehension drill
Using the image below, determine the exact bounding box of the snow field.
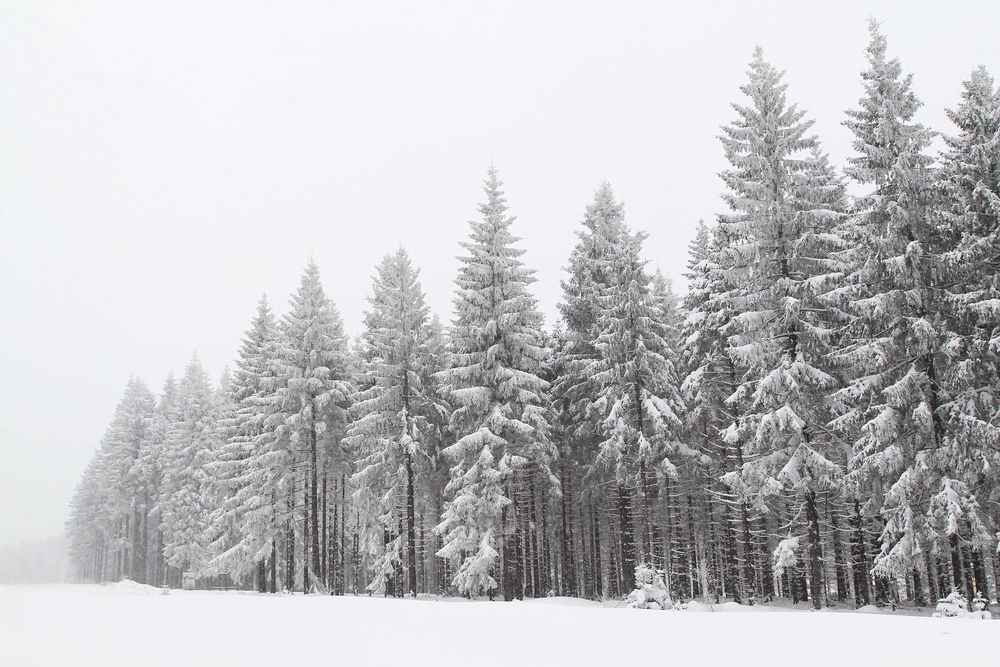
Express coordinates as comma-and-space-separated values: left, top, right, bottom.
1, 584, 998, 667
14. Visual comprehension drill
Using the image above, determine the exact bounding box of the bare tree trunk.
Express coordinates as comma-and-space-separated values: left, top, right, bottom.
850, 498, 870, 606
331, 475, 339, 594
592, 500, 603, 599
830, 499, 848, 602
559, 460, 575, 595
322, 469, 329, 588
405, 452, 417, 597
806, 491, 823, 609
617, 484, 636, 591
286, 479, 295, 593
303, 472, 311, 593
308, 416, 321, 589
270, 538, 277, 593
340, 473, 347, 595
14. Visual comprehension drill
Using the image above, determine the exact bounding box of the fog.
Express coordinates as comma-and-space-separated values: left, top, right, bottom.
1, 0, 997, 551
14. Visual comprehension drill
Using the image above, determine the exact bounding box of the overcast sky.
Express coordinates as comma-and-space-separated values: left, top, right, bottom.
1, 0, 998, 549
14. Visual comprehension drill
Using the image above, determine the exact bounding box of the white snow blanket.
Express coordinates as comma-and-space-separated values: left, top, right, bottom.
1, 585, 997, 666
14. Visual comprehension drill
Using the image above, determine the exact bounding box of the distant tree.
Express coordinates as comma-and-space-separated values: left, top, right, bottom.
206, 296, 285, 592
159, 355, 219, 578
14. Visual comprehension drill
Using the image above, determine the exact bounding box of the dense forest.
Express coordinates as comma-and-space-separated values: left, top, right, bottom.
66, 21, 1000, 610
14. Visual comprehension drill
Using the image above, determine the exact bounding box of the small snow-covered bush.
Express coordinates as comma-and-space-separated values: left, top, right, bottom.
626, 563, 672, 610
971, 593, 992, 620
933, 591, 972, 618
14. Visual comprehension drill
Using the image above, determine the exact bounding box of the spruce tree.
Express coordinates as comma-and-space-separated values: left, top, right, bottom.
715, 48, 849, 608
934, 66, 1000, 597
277, 261, 352, 591
831, 20, 941, 597
96, 376, 158, 583
551, 183, 630, 596
436, 166, 555, 599
584, 227, 686, 590
206, 296, 284, 590
680, 220, 741, 601
347, 248, 442, 596
159, 355, 219, 578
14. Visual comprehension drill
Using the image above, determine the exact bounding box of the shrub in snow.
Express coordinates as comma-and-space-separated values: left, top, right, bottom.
933, 591, 972, 618
971, 593, 992, 620
626, 563, 672, 610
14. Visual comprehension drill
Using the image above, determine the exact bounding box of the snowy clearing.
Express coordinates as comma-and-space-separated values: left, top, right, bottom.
1, 585, 998, 667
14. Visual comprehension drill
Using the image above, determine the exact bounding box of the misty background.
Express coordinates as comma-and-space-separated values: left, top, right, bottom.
1, 0, 998, 575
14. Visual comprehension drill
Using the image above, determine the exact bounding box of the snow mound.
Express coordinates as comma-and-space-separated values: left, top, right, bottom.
856, 605, 882, 614
100, 580, 162, 595
681, 600, 715, 612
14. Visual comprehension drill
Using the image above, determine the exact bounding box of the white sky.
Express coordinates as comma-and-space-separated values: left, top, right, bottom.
2, 0, 998, 548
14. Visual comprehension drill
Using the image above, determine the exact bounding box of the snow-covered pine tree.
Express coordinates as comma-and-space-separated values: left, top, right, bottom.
159, 355, 219, 580
137, 373, 179, 586
934, 66, 1000, 598
436, 166, 555, 599
830, 20, 942, 602
714, 48, 849, 609
97, 376, 158, 583
681, 220, 743, 601
66, 453, 108, 581
418, 313, 453, 594
276, 260, 352, 592
347, 248, 444, 597
551, 182, 630, 597
651, 269, 683, 338
584, 226, 687, 593
206, 296, 285, 591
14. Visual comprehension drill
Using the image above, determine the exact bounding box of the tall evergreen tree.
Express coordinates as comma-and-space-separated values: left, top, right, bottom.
830, 21, 941, 597
714, 49, 849, 608
584, 227, 686, 591
277, 261, 352, 591
159, 355, 219, 578
436, 166, 555, 599
99, 376, 158, 583
347, 248, 444, 596
934, 66, 1000, 597
680, 220, 743, 601
206, 296, 284, 591
551, 183, 630, 596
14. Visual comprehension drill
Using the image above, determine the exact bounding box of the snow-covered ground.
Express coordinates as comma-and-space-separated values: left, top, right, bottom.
1, 584, 997, 666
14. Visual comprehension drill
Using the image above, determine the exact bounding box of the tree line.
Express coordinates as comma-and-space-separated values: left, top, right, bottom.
67, 21, 1000, 609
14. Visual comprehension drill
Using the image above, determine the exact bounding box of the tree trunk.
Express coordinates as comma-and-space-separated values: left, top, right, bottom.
850, 498, 870, 606
322, 469, 328, 588
639, 460, 656, 567
309, 415, 321, 589
559, 461, 575, 595
286, 479, 296, 593
303, 472, 311, 593
405, 452, 417, 597
830, 501, 848, 602
340, 473, 347, 595
617, 484, 636, 591
270, 538, 277, 593
805, 491, 823, 609
331, 476, 339, 594
591, 501, 603, 599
